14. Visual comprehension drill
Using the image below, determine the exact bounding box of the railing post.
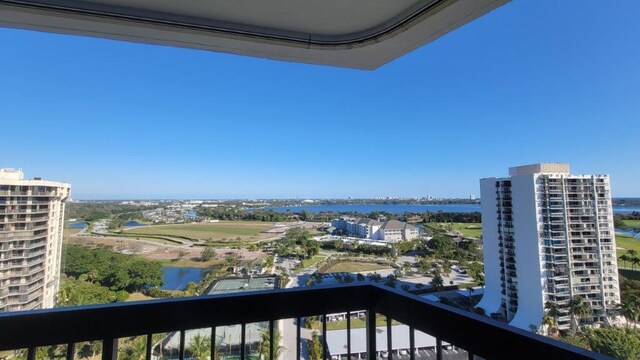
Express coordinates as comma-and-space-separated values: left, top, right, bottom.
436, 338, 443, 360
102, 338, 117, 360
322, 314, 327, 360
346, 311, 351, 360
366, 310, 376, 360
211, 326, 217, 360
240, 323, 246, 360
145, 334, 152, 360
409, 326, 415, 360
66, 342, 75, 360
178, 330, 185, 360
386, 315, 392, 359
296, 317, 301, 360
26, 348, 35, 360
269, 320, 275, 360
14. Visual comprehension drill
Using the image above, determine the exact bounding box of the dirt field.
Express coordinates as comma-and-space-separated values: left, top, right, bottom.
65, 234, 265, 267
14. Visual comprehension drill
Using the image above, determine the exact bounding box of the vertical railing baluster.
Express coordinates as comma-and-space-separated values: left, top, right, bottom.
179, 330, 185, 360
468, 350, 475, 360
346, 311, 351, 360
211, 326, 217, 360
296, 317, 301, 360
145, 334, 152, 360
27, 347, 35, 360
322, 314, 327, 360
102, 338, 117, 360
366, 310, 376, 360
269, 320, 275, 360
409, 326, 415, 360
436, 338, 443, 360
66, 342, 75, 360
240, 323, 246, 360
386, 315, 392, 360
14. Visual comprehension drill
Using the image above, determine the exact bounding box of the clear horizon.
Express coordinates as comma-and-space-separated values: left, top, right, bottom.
1, 1, 639, 199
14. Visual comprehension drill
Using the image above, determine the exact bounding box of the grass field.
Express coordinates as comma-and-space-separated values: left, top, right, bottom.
301, 255, 325, 269
622, 219, 640, 227
318, 261, 390, 273
617, 233, 640, 258
124, 221, 273, 242
430, 223, 482, 238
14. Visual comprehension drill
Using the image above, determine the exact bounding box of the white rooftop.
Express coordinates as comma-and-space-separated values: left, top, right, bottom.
326, 325, 450, 356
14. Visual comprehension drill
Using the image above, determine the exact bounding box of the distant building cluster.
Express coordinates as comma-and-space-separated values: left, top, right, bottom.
331, 217, 419, 242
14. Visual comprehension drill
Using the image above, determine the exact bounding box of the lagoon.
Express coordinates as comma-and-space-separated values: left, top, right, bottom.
161, 267, 203, 290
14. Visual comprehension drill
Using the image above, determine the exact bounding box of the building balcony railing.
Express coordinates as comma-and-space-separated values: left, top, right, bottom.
0, 284, 608, 360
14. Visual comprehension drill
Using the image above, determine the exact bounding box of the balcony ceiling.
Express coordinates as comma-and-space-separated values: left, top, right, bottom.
0, 0, 509, 69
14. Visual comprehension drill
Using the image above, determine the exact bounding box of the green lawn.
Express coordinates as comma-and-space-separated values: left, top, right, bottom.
123, 221, 272, 242
431, 223, 482, 238
617, 233, 640, 259
622, 219, 640, 228
318, 261, 390, 273
301, 255, 325, 268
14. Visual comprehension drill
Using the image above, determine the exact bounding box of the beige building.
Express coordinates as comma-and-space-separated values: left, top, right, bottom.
0, 169, 71, 312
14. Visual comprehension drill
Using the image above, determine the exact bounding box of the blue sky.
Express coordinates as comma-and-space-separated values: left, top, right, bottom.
1, 1, 639, 199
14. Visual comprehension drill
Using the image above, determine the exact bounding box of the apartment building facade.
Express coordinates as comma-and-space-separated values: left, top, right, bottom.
476, 163, 620, 331
331, 217, 419, 242
0, 169, 71, 312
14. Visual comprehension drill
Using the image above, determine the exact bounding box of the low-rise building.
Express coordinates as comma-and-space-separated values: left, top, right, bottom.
331, 217, 419, 242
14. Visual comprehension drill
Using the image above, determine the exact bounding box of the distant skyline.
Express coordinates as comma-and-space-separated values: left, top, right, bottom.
1, 1, 639, 200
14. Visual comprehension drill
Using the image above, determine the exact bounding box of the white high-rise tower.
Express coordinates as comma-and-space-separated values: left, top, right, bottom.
476, 163, 620, 331
0, 169, 70, 312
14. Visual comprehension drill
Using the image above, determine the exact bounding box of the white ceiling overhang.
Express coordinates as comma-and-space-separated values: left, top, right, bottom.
0, 0, 509, 69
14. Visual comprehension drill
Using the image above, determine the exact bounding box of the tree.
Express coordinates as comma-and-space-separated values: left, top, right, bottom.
568, 296, 591, 332
633, 257, 640, 271
429, 269, 444, 291
259, 328, 285, 359
201, 247, 216, 262
620, 254, 631, 268
543, 301, 560, 335
186, 333, 211, 360
617, 295, 640, 328
582, 327, 640, 360
118, 336, 146, 360
308, 331, 323, 360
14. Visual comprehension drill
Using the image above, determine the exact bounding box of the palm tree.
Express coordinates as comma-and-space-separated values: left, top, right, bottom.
186, 333, 211, 360
619, 254, 630, 269
632, 257, 640, 271
543, 301, 560, 335
258, 327, 285, 359
118, 337, 146, 360
628, 250, 638, 269
617, 295, 640, 328
568, 296, 591, 332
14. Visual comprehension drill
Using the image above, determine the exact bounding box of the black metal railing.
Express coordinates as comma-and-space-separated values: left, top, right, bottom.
0, 283, 610, 360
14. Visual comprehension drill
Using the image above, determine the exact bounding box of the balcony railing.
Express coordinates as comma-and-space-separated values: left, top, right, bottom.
0, 283, 609, 360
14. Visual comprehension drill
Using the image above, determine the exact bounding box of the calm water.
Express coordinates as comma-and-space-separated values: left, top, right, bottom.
266, 203, 634, 215
124, 220, 148, 227
617, 228, 640, 239
68, 222, 87, 229
267, 204, 480, 214
161, 267, 203, 290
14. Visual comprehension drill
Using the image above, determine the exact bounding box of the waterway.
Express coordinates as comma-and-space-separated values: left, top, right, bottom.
265, 203, 635, 215
124, 220, 148, 227
161, 267, 203, 291
266, 204, 482, 214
